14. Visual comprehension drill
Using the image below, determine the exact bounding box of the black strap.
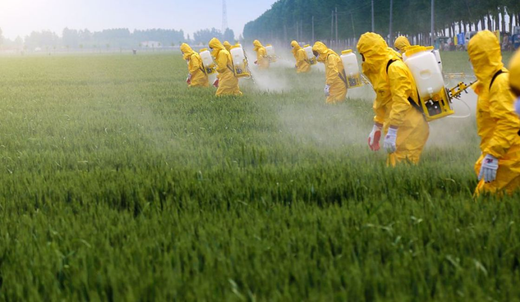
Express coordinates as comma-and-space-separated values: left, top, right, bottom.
386, 59, 397, 74
488, 70, 518, 136
338, 70, 349, 87
489, 70, 505, 90
386, 59, 424, 114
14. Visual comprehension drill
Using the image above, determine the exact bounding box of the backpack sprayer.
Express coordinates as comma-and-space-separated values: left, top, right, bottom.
303, 45, 317, 65
265, 44, 277, 63
230, 44, 253, 80
402, 45, 475, 121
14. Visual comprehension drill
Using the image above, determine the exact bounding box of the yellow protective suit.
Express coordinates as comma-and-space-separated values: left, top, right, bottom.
291, 41, 311, 73
357, 32, 429, 166
394, 36, 411, 54
253, 40, 269, 69
312, 42, 348, 104
223, 41, 232, 52
468, 30, 520, 195
209, 38, 242, 96
510, 50, 520, 96
180, 43, 209, 87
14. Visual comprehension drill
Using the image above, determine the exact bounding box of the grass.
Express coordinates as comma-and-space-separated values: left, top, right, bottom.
0, 51, 518, 301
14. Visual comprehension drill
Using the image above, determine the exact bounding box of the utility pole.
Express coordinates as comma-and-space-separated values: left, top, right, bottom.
335, 7, 338, 44
222, 0, 228, 34
389, 0, 393, 45
371, 0, 374, 32
312, 16, 315, 42
331, 10, 334, 42
296, 20, 299, 41
431, 0, 435, 46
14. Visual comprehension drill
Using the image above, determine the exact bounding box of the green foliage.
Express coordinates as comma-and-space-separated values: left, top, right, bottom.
0, 53, 518, 301
243, 0, 520, 41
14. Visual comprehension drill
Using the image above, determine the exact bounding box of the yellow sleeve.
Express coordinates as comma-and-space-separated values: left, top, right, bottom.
387, 61, 413, 127
216, 51, 229, 74
485, 75, 520, 158
189, 55, 202, 74
325, 55, 340, 85
296, 50, 306, 68
257, 48, 265, 59
373, 98, 386, 125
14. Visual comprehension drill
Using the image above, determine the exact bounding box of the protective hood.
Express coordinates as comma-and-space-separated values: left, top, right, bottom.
509, 49, 520, 94
312, 41, 337, 63
253, 40, 264, 51
223, 41, 232, 52
357, 32, 396, 75
180, 43, 195, 60
291, 40, 301, 56
468, 30, 504, 83
209, 37, 225, 58
394, 36, 411, 53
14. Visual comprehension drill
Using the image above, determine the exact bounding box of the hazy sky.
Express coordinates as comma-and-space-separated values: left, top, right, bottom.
0, 0, 278, 40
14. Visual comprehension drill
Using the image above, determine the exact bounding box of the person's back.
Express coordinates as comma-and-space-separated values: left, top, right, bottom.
253, 40, 269, 69
468, 30, 520, 195
291, 41, 310, 73
312, 42, 347, 104
358, 32, 429, 166
209, 38, 242, 96
180, 43, 209, 87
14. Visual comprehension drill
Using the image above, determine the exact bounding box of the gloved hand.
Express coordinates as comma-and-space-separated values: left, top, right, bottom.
213, 78, 219, 88
368, 124, 382, 151
384, 127, 398, 153
515, 98, 520, 116
478, 154, 499, 183
324, 85, 330, 96
186, 74, 192, 85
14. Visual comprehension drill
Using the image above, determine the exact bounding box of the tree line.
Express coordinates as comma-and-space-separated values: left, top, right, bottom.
0, 27, 236, 51
243, 0, 520, 45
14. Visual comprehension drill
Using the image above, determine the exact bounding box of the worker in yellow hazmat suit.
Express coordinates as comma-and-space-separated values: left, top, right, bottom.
180, 43, 209, 87
467, 30, 520, 195
253, 40, 269, 69
291, 41, 311, 73
509, 50, 520, 115
394, 36, 411, 54
357, 32, 429, 166
312, 41, 347, 104
208, 38, 242, 96
223, 41, 232, 52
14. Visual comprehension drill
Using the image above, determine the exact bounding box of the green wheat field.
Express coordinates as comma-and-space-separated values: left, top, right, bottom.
0, 51, 518, 301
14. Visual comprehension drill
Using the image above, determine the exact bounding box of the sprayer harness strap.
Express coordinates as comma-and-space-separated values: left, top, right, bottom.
487, 70, 518, 136
386, 59, 424, 114
489, 69, 506, 90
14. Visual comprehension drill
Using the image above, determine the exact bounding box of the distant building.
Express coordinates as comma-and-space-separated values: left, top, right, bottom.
140, 41, 162, 48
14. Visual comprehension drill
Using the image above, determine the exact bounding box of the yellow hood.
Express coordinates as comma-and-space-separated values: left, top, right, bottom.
209, 37, 225, 58
394, 36, 411, 53
223, 41, 232, 52
357, 32, 397, 75
509, 50, 520, 95
180, 43, 195, 60
253, 40, 264, 51
291, 40, 301, 56
468, 30, 504, 83
312, 41, 337, 63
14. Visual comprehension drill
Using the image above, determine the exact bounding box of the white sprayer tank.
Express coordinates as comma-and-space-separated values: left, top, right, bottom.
303, 45, 316, 64
199, 49, 214, 68
432, 49, 443, 71
230, 45, 251, 78
265, 45, 276, 57
404, 48, 444, 100
340, 50, 362, 88
231, 46, 246, 67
